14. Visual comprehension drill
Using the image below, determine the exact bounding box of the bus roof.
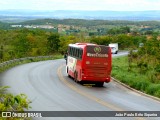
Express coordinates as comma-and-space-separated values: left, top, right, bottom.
69, 43, 97, 49
75, 43, 97, 45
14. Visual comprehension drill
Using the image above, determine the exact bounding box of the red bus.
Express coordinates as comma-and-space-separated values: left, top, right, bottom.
66, 43, 112, 86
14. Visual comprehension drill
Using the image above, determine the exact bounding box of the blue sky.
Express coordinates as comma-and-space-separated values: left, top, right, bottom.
0, 0, 160, 11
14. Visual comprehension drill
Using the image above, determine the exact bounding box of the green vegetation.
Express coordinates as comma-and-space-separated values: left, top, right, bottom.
112, 55, 160, 98
129, 38, 160, 83
0, 29, 65, 62
0, 86, 31, 111
0, 24, 159, 61
0, 28, 148, 62
0, 86, 31, 119
0, 19, 159, 62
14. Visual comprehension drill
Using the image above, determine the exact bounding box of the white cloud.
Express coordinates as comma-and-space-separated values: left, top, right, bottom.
0, 0, 160, 11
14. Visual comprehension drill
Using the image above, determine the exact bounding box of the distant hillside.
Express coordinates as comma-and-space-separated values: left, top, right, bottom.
19, 19, 160, 27
0, 10, 160, 22
0, 18, 160, 30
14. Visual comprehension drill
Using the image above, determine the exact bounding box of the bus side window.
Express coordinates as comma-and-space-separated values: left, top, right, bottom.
74, 48, 76, 57
76, 48, 81, 59
76, 48, 79, 58
78, 49, 80, 59
77, 49, 79, 59
68, 47, 83, 59
79, 49, 83, 59
71, 47, 73, 56
68, 47, 71, 56
73, 48, 76, 57
79, 49, 82, 59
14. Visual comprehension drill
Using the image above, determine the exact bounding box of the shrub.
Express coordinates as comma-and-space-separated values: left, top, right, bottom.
135, 80, 150, 92
0, 86, 31, 111
145, 84, 160, 96
155, 90, 160, 98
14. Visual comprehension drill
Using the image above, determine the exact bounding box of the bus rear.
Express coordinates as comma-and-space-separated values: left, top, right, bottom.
81, 45, 112, 84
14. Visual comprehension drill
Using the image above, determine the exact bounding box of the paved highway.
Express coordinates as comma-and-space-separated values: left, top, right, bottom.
0, 51, 160, 120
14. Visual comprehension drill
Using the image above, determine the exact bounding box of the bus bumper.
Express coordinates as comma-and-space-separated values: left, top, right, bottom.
81, 76, 111, 83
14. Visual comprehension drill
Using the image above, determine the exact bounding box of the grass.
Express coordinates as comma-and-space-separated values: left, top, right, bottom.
112, 56, 160, 98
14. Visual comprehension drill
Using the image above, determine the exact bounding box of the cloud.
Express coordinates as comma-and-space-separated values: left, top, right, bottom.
84, 0, 160, 11
0, 0, 160, 11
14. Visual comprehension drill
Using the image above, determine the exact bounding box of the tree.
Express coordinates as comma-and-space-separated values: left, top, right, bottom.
59, 35, 79, 54
13, 35, 30, 58
107, 26, 130, 35
47, 33, 60, 53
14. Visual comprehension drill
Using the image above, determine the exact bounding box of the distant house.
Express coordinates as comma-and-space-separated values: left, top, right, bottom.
11, 25, 22, 27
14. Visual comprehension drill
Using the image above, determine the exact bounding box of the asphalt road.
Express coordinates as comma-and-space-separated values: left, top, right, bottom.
0, 51, 160, 120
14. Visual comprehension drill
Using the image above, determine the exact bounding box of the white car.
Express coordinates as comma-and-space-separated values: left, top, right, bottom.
109, 43, 118, 54
111, 47, 118, 54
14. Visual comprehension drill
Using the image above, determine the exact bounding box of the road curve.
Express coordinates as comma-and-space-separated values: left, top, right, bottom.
0, 51, 160, 120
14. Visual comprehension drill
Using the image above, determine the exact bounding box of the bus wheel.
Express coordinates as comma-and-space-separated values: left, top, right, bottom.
74, 71, 78, 83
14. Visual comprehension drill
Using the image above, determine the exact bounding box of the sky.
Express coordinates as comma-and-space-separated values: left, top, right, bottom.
0, 0, 160, 11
